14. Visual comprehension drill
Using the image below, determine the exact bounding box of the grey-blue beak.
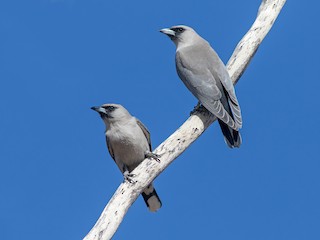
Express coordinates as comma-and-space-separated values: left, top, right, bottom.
91, 106, 107, 114
160, 28, 175, 37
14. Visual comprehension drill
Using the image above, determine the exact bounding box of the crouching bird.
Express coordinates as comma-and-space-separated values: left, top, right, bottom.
160, 25, 243, 148
91, 103, 162, 212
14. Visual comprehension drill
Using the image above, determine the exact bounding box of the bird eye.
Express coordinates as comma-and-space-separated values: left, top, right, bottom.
177, 27, 184, 32
103, 106, 116, 111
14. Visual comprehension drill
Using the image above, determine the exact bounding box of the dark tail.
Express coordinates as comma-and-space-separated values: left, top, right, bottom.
218, 119, 242, 148
141, 183, 162, 212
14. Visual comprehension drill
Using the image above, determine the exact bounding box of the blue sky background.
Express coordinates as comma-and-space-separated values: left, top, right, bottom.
1, 0, 319, 239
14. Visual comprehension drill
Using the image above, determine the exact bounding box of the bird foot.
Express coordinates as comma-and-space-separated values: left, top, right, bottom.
123, 170, 136, 183
145, 151, 161, 163
190, 102, 206, 115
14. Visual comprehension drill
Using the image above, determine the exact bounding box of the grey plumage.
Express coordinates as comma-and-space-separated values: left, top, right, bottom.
91, 103, 162, 212
160, 25, 242, 148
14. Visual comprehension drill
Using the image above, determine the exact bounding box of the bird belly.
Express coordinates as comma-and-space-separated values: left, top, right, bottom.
108, 129, 148, 171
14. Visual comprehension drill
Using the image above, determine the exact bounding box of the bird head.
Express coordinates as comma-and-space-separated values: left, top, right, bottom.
160, 25, 200, 48
91, 103, 130, 125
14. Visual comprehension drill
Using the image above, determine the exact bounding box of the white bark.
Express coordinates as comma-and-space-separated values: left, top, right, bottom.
84, 1, 286, 239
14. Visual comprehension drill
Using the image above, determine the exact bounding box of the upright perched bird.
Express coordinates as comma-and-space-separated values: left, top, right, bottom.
160, 25, 243, 148
91, 103, 162, 212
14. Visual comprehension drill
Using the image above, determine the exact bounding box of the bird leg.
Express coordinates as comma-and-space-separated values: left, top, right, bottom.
190, 101, 206, 115
123, 167, 136, 184
145, 151, 161, 163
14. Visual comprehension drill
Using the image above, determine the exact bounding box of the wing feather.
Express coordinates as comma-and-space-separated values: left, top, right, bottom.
176, 50, 238, 130
136, 118, 152, 151
214, 59, 242, 129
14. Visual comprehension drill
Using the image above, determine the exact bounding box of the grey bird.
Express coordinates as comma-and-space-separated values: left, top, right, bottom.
160, 25, 242, 148
91, 103, 162, 212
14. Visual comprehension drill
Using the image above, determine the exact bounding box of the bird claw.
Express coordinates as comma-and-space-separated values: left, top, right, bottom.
190, 102, 205, 115
123, 171, 136, 183
145, 151, 161, 163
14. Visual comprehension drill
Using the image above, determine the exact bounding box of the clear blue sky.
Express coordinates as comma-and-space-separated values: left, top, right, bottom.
1, 1, 319, 239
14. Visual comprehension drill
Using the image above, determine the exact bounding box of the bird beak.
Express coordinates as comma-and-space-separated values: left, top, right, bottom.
91, 106, 107, 115
160, 28, 175, 37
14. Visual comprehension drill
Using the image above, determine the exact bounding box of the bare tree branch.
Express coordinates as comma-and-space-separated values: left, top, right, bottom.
84, 1, 286, 239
